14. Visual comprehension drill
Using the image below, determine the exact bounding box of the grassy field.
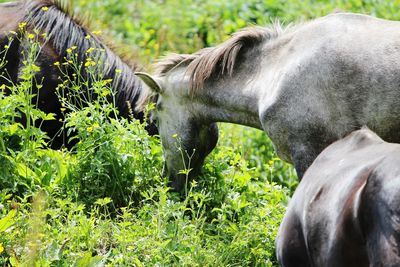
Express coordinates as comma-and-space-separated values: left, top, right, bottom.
1, 0, 399, 266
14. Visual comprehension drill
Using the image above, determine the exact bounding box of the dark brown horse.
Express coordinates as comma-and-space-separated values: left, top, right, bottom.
276, 128, 400, 267
0, 0, 156, 149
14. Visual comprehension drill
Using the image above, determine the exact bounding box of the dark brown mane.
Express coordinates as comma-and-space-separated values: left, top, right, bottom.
155, 23, 285, 93
22, 0, 143, 116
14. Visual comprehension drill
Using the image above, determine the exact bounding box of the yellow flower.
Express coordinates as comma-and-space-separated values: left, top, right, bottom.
84, 59, 96, 67
87, 126, 93, 133
41, 6, 49, 11
18, 22, 27, 29
71, 46, 77, 50
92, 30, 102, 35
93, 123, 100, 129
85, 35, 91, 40
172, 134, 178, 138
115, 69, 122, 74
27, 33, 35, 39
0, 84, 6, 90
86, 47, 95, 54
101, 90, 110, 96
0, 243, 4, 253
66, 48, 72, 53
54, 61, 60, 66
4, 45, 9, 49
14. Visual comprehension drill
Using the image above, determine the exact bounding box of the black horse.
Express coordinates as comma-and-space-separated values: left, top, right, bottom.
0, 0, 156, 149
276, 128, 400, 267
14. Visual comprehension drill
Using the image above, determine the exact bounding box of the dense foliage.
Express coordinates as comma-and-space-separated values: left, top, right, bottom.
1, 0, 396, 266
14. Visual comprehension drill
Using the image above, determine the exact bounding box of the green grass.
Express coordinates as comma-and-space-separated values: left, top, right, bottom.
0, 0, 397, 266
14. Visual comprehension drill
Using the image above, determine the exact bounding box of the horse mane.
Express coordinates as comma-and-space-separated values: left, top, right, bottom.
155, 22, 285, 93
154, 49, 212, 75
22, 0, 143, 116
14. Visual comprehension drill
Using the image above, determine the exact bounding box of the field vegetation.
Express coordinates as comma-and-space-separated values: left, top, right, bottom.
1, 0, 399, 266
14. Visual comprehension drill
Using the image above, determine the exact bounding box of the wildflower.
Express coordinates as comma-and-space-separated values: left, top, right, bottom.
66, 48, 72, 53
0, 84, 5, 90
54, 61, 60, 66
85, 35, 91, 40
27, 33, 35, 39
84, 58, 96, 67
4, 45, 9, 49
86, 47, 95, 54
92, 30, 102, 35
60, 108, 66, 112
87, 126, 93, 133
115, 69, 122, 74
172, 134, 178, 138
93, 123, 100, 129
18, 22, 27, 29
101, 89, 110, 96
0, 243, 3, 253
71, 46, 77, 50
41, 6, 49, 11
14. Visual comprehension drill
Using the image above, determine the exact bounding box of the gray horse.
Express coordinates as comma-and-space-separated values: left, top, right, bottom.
137, 12, 400, 191
276, 128, 400, 267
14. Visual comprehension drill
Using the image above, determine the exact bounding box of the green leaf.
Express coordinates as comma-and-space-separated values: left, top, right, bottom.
0, 209, 17, 233
74, 252, 104, 267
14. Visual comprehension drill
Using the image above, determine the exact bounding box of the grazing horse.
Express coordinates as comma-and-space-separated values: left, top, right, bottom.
137, 12, 400, 191
276, 128, 400, 267
0, 0, 156, 149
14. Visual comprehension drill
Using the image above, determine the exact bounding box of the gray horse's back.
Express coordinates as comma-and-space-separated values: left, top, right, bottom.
261, 13, 400, 177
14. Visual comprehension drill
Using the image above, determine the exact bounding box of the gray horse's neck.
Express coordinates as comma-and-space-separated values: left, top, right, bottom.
186, 53, 266, 129
195, 82, 263, 129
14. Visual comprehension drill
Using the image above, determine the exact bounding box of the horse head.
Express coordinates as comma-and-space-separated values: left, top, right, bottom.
136, 72, 219, 192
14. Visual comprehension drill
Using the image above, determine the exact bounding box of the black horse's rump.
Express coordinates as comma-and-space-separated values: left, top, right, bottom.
276, 128, 400, 267
0, 0, 156, 149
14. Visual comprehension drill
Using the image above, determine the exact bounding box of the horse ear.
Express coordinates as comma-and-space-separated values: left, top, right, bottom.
135, 72, 163, 94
